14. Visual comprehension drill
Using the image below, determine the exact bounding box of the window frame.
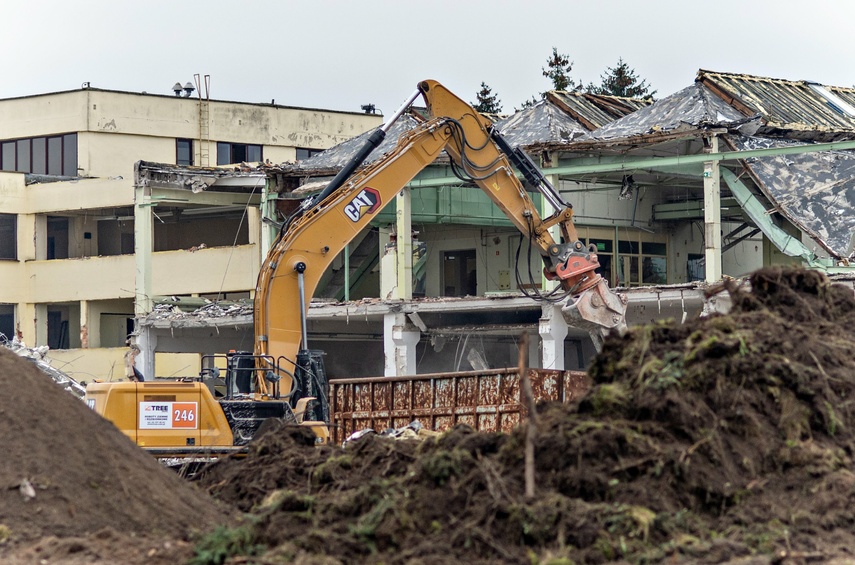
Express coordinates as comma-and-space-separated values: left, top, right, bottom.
0, 213, 16, 260
0, 133, 78, 176
176, 138, 194, 166
216, 141, 263, 165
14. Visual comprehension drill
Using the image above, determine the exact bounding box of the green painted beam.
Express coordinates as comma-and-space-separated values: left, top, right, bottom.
405, 139, 855, 188
720, 168, 821, 267
545, 139, 855, 176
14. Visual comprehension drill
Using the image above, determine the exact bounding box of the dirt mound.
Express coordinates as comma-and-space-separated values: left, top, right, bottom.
0, 348, 232, 554
195, 267, 855, 564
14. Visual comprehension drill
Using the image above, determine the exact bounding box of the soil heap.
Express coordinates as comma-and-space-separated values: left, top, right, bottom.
196, 267, 855, 564
0, 348, 232, 562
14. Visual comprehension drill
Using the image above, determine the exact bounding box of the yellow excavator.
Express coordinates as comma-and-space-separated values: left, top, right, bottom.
85, 80, 626, 455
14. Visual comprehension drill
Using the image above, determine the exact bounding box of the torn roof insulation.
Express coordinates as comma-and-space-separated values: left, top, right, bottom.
578, 83, 751, 144
494, 98, 588, 148
277, 114, 423, 175
727, 135, 855, 259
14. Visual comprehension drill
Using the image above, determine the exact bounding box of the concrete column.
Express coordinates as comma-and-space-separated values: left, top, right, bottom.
15, 302, 30, 343
246, 206, 262, 277
17, 214, 37, 261
80, 300, 90, 349
34, 303, 47, 347
134, 183, 153, 315
395, 189, 413, 299
383, 312, 420, 376
135, 326, 157, 381
378, 228, 397, 299
703, 136, 722, 283
539, 303, 568, 370
542, 164, 562, 292
34, 215, 47, 261
259, 181, 277, 254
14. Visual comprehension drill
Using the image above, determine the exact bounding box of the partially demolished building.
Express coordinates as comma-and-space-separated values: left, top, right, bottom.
132, 71, 855, 380
0, 84, 382, 380
4, 72, 853, 383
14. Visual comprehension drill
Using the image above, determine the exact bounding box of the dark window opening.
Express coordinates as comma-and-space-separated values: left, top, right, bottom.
176, 139, 193, 166
47, 310, 69, 350
0, 304, 14, 343
216, 142, 262, 165
442, 249, 477, 297
0, 214, 16, 259
296, 147, 323, 161
688, 254, 705, 282
47, 216, 69, 260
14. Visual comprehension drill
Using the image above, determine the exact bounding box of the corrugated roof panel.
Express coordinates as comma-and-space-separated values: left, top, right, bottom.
546, 92, 617, 130
698, 70, 855, 132
546, 91, 651, 130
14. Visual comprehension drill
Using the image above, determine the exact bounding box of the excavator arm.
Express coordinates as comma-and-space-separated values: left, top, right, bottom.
254, 80, 626, 398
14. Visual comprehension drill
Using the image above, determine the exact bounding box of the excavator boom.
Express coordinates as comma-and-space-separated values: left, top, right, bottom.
254, 80, 626, 397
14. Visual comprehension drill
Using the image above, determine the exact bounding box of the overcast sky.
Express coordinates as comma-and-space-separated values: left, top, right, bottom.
4, 1, 854, 117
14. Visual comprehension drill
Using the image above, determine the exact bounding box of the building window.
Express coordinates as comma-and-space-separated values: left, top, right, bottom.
0, 214, 16, 260
0, 304, 14, 342
0, 133, 77, 176
296, 147, 323, 161
176, 139, 194, 166
579, 227, 667, 287
216, 142, 262, 165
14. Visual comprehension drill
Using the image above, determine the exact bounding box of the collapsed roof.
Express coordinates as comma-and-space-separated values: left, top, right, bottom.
557, 70, 855, 260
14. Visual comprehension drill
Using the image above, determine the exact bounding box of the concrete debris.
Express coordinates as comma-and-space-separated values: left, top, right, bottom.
149, 301, 253, 320
18, 479, 35, 501
1, 338, 86, 399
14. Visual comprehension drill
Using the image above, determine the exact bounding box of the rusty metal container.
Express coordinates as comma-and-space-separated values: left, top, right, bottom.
329, 367, 589, 444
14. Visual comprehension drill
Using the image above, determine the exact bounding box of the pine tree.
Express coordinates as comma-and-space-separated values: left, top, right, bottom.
542, 47, 581, 92
591, 58, 656, 99
472, 82, 503, 114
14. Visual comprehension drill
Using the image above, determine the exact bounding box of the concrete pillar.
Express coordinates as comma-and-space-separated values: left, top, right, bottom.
135, 326, 157, 381
17, 214, 37, 261
80, 300, 90, 349
541, 160, 562, 292
383, 312, 420, 376
378, 228, 397, 299
34, 215, 47, 261
259, 180, 277, 254
34, 303, 47, 347
134, 183, 153, 315
395, 189, 413, 299
15, 302, 29, 343
703, 136, 722, 283
539, 303, 568, 370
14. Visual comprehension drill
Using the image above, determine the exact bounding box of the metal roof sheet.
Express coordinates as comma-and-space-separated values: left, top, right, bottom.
730, 135, 855, 259
698, 70, 855, 136
546, 91, 651, 130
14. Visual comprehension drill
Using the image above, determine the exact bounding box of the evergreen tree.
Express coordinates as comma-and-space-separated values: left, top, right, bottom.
542, 47, 581, 92
472, 82, 503, 114
590, 58, 656, 99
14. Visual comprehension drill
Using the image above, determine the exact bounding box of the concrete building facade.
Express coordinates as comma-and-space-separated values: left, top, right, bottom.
0, 84, 382, 380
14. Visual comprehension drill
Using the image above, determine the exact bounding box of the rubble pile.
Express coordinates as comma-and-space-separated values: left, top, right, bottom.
0, 348, 232, 562
196, 267, 855, 564
2, 338, 87, 399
